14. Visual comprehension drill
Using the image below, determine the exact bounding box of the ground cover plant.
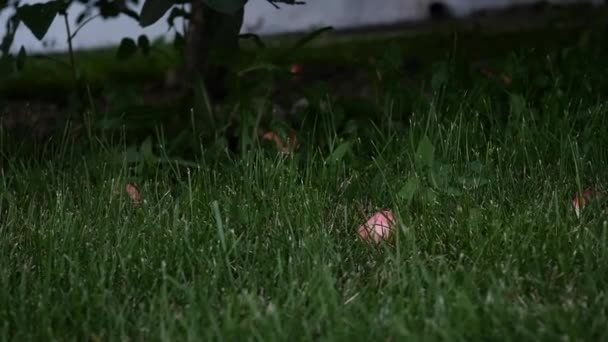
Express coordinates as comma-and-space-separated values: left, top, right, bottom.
1, 10, 608, 341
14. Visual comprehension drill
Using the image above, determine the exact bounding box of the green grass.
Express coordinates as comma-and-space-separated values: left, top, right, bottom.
2, 24, 608, 341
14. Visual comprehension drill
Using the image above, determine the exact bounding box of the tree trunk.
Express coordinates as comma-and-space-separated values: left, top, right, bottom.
183, 1, 244, 98
185, 0, 209, 80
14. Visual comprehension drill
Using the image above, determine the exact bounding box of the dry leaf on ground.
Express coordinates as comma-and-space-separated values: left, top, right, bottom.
261, 131, 299, 154
571, 187, 603, 218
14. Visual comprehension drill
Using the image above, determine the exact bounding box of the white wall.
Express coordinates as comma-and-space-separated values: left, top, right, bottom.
0, 0, 603, 54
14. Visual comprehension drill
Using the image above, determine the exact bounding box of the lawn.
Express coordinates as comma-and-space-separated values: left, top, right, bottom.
1, 12, 608, 341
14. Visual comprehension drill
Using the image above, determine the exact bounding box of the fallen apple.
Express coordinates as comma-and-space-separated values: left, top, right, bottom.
290, 63, 302, 75
126, 183, 143, 205
358, 210, 396, 244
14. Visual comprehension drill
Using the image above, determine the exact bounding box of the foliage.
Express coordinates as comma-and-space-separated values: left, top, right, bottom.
0, 0, 305, 85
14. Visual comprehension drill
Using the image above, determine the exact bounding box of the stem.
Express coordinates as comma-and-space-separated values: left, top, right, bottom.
182, 4, 187, 37
63, 13, 78, 84
70, 14, 100, 40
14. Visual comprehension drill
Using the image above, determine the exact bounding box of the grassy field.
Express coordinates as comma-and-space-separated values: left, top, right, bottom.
2, 17, 608, 341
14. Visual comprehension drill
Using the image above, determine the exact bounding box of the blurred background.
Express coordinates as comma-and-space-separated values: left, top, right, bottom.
1, 0, 604, 53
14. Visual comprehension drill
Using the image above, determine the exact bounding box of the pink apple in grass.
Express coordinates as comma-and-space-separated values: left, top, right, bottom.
125, 183, 142, 205
358, 210, 396, 244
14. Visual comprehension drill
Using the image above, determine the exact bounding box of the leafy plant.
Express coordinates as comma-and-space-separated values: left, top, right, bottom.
397, 135, 489, 207
0, 0, 307, 101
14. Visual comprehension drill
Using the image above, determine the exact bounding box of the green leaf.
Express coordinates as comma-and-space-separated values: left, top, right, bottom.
467, 208, 483, 227
578, 29, 591, 50
509, 93, 527, 116
420, 187, 438, 205
378, 42, 403, 73
16, 1, 62, 41
16, 45, 26, 71
137, 35, 150, 55
97, 0, 124, 18
76, 11, 87, 25
468, 160, 484, 174
139, 0, 174, 27
287, 26, 332, 53
445, 186, 463, 197
203, 0, 247, 14
116, 38, 137, 60
166, 6, 188, 28
96, 117, 123, 130
122, 145, 142, 163
158, 157, 200, 169
398, 176, 420, 204
457, 176, 489, 190
415, 135, 435, 169
327, 141, 352, 164
140, 136, 155, 161
121, 8, 140, 21
274, 26, 332, 61
431, 62, 448, 91
429, 164, 450, 190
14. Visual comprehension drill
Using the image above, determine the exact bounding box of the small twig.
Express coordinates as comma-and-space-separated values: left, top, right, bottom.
266, 1, 279, 9
70, 14, 101, 40
275, 26, 333, 61
182, 4, 187, 36
237, 63, 279, 77
266, 0, 306, 9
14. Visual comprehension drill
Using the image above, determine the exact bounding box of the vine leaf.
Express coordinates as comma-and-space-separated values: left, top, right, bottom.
203, 0, 248, 14
16, 1, 63, 41
139, 0, 173, 27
